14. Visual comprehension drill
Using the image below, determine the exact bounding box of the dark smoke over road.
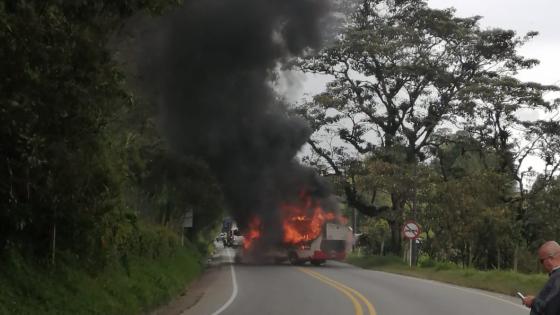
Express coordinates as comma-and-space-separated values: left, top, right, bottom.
140, 0, 336, 242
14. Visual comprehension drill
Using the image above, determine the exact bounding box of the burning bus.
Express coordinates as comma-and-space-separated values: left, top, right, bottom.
284, 222, 351, 266
234, 191, 352, 266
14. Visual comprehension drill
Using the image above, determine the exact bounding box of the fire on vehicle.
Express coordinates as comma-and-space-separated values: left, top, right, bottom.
231, 191, 352, 266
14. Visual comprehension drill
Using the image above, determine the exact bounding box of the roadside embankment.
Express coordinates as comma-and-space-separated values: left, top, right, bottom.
346, 253, 547, 297
0, 226, 205, 315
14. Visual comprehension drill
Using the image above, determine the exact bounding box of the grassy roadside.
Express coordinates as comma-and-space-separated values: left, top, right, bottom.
0, 245, 203, 315
346, 254, 547, 297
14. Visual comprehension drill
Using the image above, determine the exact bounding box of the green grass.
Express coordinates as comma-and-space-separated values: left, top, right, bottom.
346, 253, 547, 297
0, 246, 203, 315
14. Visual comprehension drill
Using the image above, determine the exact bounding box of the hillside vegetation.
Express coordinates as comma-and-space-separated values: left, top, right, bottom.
1, 2, 223, 313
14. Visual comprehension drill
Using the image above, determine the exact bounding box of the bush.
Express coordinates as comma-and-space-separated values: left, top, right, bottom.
418, 255, 436, 268
0, 227, 203, 315
345, 253, 548, 297
417, 254, 457, 270
346, 253, 406, 268
434, 260, 457, 271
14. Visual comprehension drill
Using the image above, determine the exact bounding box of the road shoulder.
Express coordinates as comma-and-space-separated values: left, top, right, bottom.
151, 247, 234, 315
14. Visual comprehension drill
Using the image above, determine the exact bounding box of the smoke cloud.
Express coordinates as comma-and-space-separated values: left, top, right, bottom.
139, 0, 336, 244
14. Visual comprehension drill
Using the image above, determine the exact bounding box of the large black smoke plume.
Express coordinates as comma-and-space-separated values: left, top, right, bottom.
140, 0, 336, 244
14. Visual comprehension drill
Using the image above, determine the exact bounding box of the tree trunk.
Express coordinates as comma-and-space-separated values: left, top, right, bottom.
468, 240, 474, 268
385, 192, 405, 255
51, 223, 56, 266
465, 244, 469, 268
513, 245, 518, 272
388, 218, 402, 255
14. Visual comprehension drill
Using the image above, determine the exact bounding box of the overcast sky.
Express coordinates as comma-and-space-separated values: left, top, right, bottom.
286, 0, 560, 101
287, 0, 559, 174
425, 0, 559, 175
427, 0, 560, 86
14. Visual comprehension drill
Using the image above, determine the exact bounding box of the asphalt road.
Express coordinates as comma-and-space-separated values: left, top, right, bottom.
169, 246, 530, 315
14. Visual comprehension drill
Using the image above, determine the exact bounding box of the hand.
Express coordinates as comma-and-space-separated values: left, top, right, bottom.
522, 295, 535, 307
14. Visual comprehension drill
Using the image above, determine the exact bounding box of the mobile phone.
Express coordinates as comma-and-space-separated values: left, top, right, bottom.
517, 292, 525, 299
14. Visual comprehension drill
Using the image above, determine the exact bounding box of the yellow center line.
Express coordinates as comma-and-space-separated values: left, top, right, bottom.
304, 269, 377, 315
300, 268, 378, 315
298, 267, 364, 315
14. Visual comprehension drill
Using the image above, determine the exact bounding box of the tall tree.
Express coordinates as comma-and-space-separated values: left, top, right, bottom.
295, 0, 555, 254
456, 77, 559, 269
422, 133, 516, 268
0, 0, 180, 258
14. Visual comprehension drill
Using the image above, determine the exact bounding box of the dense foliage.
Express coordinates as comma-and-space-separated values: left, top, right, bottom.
2, 0, 560, 279
297, 0, 560, 271
0, 228, 202, 315
0, 0, 224, 267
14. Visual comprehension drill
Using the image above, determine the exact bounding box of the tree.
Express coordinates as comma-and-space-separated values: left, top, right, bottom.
0, 0, 184, 261
420, 134, 516, 268
455, 76, 559, 269
526, 177, 560, 248
295, 0, 555, 254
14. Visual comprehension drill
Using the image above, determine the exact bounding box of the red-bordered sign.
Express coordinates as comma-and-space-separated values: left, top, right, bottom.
402, 220, 421, 240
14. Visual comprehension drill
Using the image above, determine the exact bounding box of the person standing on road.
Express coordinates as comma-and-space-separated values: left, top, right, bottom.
523, 241, 560, 315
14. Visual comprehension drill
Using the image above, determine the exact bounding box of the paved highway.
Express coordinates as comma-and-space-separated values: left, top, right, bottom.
158, 247, 530, 315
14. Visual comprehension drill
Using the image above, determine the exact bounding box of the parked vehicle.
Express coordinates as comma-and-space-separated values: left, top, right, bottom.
223, 221, 245, 248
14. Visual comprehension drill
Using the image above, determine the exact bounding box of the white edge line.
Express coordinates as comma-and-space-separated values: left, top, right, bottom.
210, 249, 238, 315
372, 269, 528, 310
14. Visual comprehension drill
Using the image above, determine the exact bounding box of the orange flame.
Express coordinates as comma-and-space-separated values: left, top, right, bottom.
281, 192, 336, 245
243, 216, 262, 250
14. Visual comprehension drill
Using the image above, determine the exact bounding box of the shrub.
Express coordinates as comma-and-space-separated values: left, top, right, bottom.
418, 255, 437, 268
434, 261, 457, 271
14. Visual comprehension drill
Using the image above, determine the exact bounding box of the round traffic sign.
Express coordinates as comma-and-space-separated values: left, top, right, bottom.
402, 220, 421, 240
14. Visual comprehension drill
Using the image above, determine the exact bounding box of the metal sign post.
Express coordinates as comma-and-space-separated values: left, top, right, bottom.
402, 220, 421, 267
409, 239, 413, 267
